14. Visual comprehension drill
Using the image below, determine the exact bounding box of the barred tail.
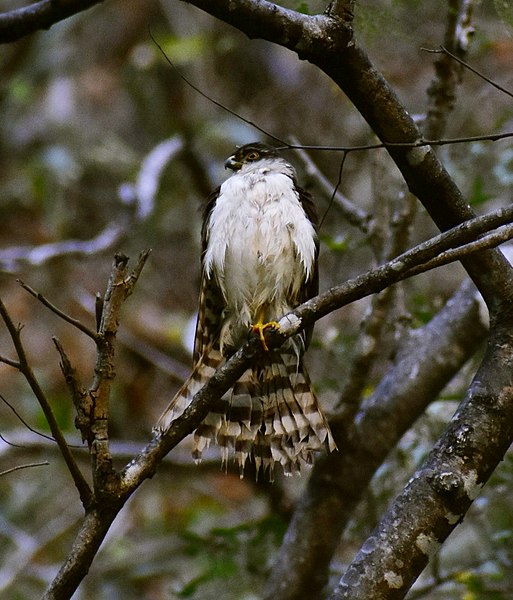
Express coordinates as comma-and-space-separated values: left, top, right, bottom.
154, 346, 224, 434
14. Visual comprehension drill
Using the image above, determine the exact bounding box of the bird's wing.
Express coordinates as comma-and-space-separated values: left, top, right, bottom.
193, 186, 226, 365
295, 185, 319, 350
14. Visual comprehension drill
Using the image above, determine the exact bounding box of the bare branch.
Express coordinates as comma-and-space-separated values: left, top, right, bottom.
53, 337, 90, 443
74, 250, 150, 493
424, 45, 513, 100
0, 393, 57, 443
18, 280, 98, 341
0, 222, 126, 273
281, 204, 513, 337
122, 249, 152, 298
404, 222, 513, 277
0, 0, 104, 44
424, 0, 476, 139
0, 461, 49, 477
0, 354, 20, 369
264, 280, 486, 599
291, 139, 370, 232
0, 298, 92, 506
329, 322, 513, 598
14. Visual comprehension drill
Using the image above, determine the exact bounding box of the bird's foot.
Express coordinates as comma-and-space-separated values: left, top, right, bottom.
251, 321, 280, 351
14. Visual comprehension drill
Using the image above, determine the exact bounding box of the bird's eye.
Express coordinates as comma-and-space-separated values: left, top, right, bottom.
245, 151, 260, 161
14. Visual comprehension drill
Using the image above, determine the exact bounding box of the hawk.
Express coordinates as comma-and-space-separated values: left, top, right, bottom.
157, 142, 335, 478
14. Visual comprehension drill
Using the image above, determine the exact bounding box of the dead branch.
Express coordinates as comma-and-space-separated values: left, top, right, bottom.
0, 0, 104, 44
0, 298, 92, 507
18, 281, 98, 341
0, 460, 49, 477
424, 0, 476, 139
0, 222, 126, 273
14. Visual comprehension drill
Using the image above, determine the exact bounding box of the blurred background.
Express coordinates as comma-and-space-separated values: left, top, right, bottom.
1, 1, 513, 598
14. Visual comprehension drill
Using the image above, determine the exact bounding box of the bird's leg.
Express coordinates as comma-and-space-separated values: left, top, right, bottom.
251, 307, 280, 352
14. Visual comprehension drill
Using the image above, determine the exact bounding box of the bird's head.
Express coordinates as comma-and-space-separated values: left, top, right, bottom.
224, 142, 280, 171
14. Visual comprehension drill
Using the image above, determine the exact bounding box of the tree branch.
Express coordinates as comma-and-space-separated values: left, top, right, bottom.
0, 0, 104, 44
0, 460, 49, 477
278, 205, 513, 340
424, 0, 476, 139
329, 318, 513, 598
0, 298, 92, 507
87, 251, 150, 494
42, 204, 513, 597
264, 280, 486, 599
182, 0, 513, 306
18, 280, 98, 341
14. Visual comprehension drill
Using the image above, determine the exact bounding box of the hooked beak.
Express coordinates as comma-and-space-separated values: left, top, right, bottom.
224, 155, 242, 171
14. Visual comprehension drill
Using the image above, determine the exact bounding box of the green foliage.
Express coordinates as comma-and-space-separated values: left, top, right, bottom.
469, 175, 491, 206
175, 516, 286, 598
410, 293, 436, 326
320, 232, 349, 253
158, 35, 210, 66
295, 2, 310, 14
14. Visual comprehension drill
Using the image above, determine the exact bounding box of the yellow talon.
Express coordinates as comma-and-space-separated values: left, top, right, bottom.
251, 321, 280, 351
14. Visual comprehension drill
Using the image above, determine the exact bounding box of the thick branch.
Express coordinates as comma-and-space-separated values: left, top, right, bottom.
42, 505, 120, 600
264, 281, 486, 599
330, 315, 513, 599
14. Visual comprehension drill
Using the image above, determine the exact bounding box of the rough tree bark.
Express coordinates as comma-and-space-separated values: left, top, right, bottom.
263, 281, 487, 599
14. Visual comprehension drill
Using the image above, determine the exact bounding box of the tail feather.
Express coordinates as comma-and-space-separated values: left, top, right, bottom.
155, 346, 335, 479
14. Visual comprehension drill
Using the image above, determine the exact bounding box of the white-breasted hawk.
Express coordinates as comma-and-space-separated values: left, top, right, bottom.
157, 142, 335, 478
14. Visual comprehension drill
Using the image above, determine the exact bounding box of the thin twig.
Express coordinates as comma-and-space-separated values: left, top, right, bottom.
406, 222, 513, 277
423, 45, 513, 99
0, 461, 49, 477
320, 151, 348, 229
0, 354, 20, 369
285, 131, 513, 154
0, 393, 56, 443
150, 30, 288, 146
0, 431, 26, 448
17, 280, 98, 341
291, 140, 370, 232
52, 338, 90, 444
123, 249, 152, 297
0, 298, 92, 507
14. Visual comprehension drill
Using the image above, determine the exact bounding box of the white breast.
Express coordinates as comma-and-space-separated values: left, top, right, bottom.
203, 160, 316, 348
